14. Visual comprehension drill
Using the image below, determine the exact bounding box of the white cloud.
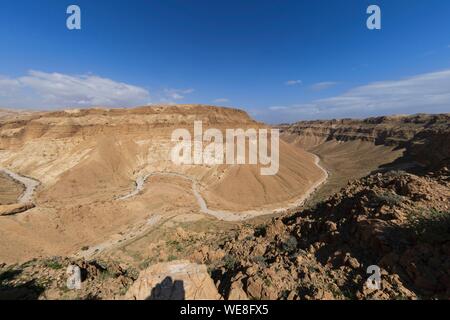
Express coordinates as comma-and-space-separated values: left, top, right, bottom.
0, 77, 21, 96
0, 70, 150, 109
267, 69, 450, 121
285, 80, 302, 86
163, 88, 194, 101
268, 106, 289, 111
310, 81, 338, 91
213, 98, 229, 103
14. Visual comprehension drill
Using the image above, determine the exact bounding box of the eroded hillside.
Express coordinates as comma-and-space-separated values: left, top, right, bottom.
0, 105, 326, 263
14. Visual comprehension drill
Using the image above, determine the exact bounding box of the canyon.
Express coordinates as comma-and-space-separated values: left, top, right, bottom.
0, 105, 325, 263
0, 106, 448, 300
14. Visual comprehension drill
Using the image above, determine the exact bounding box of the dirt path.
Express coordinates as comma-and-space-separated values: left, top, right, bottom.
74, 214, 166, 259
0, 168, 40, 204
77, 153, 328, 258
118, 153, 329, 222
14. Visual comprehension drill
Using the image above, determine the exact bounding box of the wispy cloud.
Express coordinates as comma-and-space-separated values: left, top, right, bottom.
285, 80, 302, 86
163, 88, 194, 101
213, 98, 229, 103
268, 106, 289, 111
309, 81, 338, 91
266, 69, 450, 121
0, 70, 150, 109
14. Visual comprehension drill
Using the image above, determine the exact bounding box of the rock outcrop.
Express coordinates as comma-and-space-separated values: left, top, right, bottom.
0, 203, 35, 216
125, 260, 221, 300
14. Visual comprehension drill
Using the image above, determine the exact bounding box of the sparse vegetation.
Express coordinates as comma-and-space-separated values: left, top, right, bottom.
407, 209, 450, 243
44, 260, 63, 270
385, 170, 407, 178
282, 236, 298, 253
223, 254, 238, 270
376, 192, 404, 207
168, 254, 178, 261
263, 277, 272, 287
99, 269, 114, 281
139, 257, 157, 270
166, 240, 184, 252
254, 225, 267, 237
252, 255, 267, 267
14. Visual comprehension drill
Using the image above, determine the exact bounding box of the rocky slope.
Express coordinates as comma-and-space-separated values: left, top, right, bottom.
202, 168, 449, 300
198, 115, 450, 300
0, 257, 220, 300
0, 257, 139, 300
3, 164, 448, 300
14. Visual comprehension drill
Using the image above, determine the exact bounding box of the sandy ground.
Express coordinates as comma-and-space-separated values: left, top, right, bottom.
74, 155, 327, 260
115, 155, 328, 221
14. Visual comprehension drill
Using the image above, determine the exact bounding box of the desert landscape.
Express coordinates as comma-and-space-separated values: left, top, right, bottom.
0, 105, 448, 300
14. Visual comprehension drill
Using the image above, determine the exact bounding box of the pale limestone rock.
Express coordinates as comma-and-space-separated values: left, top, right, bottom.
125, 260, 221, 300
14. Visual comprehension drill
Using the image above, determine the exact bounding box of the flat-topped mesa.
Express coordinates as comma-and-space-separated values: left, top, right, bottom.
4, 104, 255, 123
0, 105, 259, 147
279, 113, 450, 146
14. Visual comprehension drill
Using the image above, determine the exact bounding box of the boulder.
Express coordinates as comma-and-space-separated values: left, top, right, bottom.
125, 260, 221, 300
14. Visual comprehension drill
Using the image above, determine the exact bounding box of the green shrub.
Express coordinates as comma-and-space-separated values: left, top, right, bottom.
407, 209, 450, 243
252, 255, 267, 267
282, 236, 298, 253
166, 240, 184, 252
168, 255, 178, 261
44, 260, 63, 270
254, 225, 267, 237
223, 254, 238, 270
377, 192, 404, 207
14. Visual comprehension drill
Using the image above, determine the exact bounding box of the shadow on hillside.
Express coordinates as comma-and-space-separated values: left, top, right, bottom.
0, 268, 45, 300
146, 276, 185, 300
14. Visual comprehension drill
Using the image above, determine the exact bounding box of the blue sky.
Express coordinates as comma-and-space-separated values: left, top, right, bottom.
0, 0, 450, 123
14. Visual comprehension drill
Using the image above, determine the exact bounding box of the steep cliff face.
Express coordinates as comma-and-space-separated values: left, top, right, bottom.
280, 114, 450, 171
407, 127, 450, 170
